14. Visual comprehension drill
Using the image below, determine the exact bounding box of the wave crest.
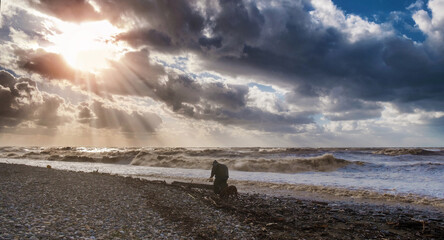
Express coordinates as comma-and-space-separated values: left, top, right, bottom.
131, 152, 356, 173
0, 147, 360, 173
231, 154, 356, 173
372, 148, 442, 156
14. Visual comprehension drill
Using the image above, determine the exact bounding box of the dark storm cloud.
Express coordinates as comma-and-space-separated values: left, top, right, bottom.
322, 88, 384, 121
106, 0, 264, 53
14, 48, 98, 94
102, 0, 444, 121
202, 81, 248, 111
0, 70, 69, 129
28, 0, 102, 23
101, 0, 204, 32
92, 49, 313, 132
116, 28, 173, 50
10, 48, 165, 134
94, 0, 204, 52
215, 0, 264, 39
210, 0, 264, 54
19, 0, 444, 130
16, 49, 76, 81
149, 74, 312, 132
198, 36, 222, 49
0, 69, 164, 134
207, 2, 444, 115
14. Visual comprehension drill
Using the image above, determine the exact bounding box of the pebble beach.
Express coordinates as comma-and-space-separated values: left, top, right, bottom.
1, 163, 443, 239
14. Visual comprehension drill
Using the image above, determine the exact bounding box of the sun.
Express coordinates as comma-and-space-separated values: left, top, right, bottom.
46, 21, 121, 71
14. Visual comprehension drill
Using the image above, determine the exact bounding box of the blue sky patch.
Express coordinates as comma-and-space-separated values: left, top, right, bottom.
313, 113, 330, 126
333, 0, 426, 42
248, 82, 276, 93
0, 67, 18, 77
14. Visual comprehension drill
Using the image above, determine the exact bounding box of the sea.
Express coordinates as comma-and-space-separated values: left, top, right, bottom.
1, 147, 443, 208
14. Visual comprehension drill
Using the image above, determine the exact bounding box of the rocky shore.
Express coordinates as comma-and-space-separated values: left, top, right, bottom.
1, 163, 443, 239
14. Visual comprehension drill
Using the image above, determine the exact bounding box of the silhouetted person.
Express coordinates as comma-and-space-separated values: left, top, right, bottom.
209, 160, 229, 194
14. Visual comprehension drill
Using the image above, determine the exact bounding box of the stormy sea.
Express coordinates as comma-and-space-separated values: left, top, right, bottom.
1, 146, 443, 209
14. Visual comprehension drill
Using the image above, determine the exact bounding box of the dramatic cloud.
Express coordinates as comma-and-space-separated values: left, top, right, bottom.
150, 75, 313, 133
412, 0, 444, 49
0, 70, 70, 129
94, 49, 313, 133
1, 0, 444, 146
116, 28, 173, 50
16, 48, 76, 81
0, 69, 163, 137
97, 0, 204, 52
98, 0, 444, 119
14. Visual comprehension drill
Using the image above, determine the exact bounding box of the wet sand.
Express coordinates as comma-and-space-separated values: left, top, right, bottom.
1, 163, 443, 239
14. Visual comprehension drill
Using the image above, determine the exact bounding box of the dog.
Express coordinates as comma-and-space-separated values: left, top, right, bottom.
219, 185, 238, 199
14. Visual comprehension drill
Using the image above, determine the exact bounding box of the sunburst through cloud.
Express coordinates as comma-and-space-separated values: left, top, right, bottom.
45, 20, 122, 71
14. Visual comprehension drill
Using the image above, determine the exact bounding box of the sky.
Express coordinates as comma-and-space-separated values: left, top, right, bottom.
0, 0, 443, 147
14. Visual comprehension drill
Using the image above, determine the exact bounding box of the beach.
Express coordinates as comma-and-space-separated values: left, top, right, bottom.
1, 163, 443, 239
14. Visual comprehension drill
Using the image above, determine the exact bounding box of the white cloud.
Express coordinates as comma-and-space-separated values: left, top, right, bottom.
309, 0, 393, 43
247, 86, 287, 113
407, 0, 425, 10
379, 103, 444, 127
9, 27, 39, 49
412, 0, 444, 48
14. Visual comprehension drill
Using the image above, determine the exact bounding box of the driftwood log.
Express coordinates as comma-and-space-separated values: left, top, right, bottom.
171, 181, 213, 190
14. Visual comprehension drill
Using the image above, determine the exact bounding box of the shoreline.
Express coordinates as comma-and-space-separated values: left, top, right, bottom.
1, 162, 444, 239
2, 157, 444, 213
135, 174, 444, 213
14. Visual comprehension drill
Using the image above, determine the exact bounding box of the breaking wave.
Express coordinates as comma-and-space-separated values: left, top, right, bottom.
0, 147, 139, 164
0, 147, 358, 174
372, 148, 444, 156
131, 152, 358, 173
231, 154, 359, 173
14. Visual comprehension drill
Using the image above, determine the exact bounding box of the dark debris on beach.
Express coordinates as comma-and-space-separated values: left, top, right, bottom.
1, 163, 443, 239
